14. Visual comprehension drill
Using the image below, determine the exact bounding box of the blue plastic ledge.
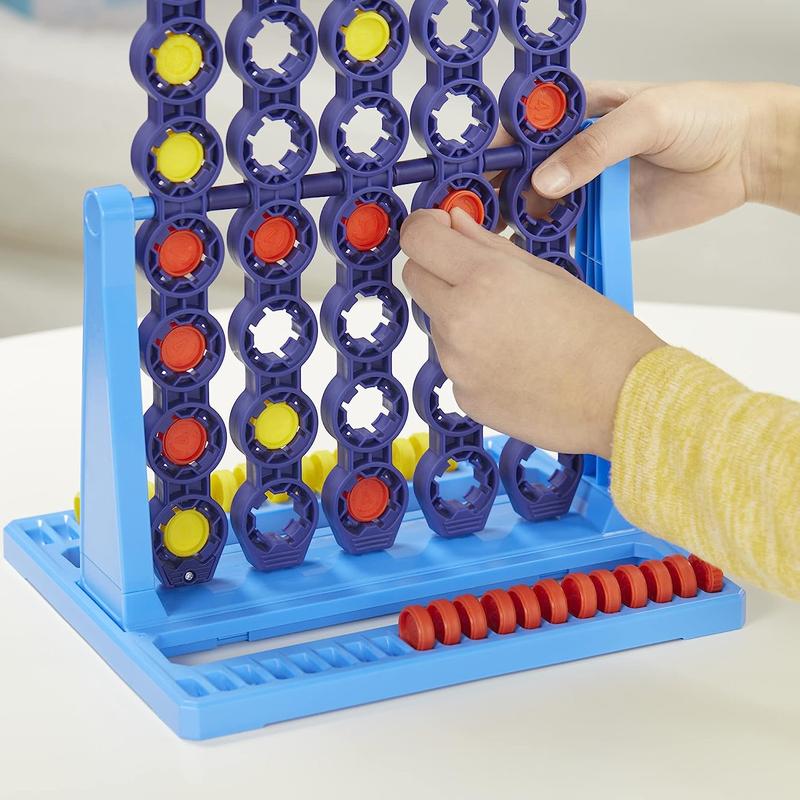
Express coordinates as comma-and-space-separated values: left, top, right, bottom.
3, 442, 745, 740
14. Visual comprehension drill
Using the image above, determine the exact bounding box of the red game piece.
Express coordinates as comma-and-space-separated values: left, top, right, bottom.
159, 324, 206, 372
398, 605, 436, 651
480, 589, 517, 635
640, 560, 674, 603
524, 82, 567, 131
662, 554, 698, 598
158, 229, 204, 277
453, 594, 488, 640
253, 215, 296, 263
508, 584, 542, 629
345, 202, 389, 250
614, 564, 648, 608
533, 578, 569, 624
439, 189, 485, 225
589, 569, 623, 614
561, 573, 598, 619
689, 554, 724, 593
346, 476, 390, 523
162, 417, 207, 465
428, 599, 462, 646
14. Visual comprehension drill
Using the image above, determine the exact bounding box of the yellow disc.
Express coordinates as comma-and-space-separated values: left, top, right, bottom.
343, 10, 390, 61
163, 509, 209, 558
392, 437, 416, 480
154, 33, 203, 85
253, 402, 300, 450
155, 131, 204, 183
266, 490, 290, 504
210, 469, 238, 513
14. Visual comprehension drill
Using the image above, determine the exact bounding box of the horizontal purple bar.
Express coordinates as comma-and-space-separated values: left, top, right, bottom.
155, 145, 529, 217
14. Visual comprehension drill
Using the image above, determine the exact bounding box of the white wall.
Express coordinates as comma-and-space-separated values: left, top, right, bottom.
0, 0, 797, 335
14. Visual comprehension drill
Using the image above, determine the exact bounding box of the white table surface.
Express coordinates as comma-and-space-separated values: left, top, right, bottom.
1, 302, 798, 799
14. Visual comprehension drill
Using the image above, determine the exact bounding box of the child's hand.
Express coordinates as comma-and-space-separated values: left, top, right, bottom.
491, 81, 799, 239
400, 208, 663, 458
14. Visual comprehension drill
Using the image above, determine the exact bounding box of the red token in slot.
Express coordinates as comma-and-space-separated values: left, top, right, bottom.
428, 599, 462, 646
561, 573, 598, 619
398, 605, 436, 651
346, 476, 390, 523
345, 202, 389, 251
641, 559, 674, 603
533, 578, 569, 624
614, 564, 648, 608
453, 594, 488, 640
253, 215, 296, 263
162, 417, 207, 465
689, 554, 724, 593
524, 82, 568, 131
663, 554, 698, 598
439, 189, 485, 225
480, 589, 517, 635
589, 569, 623, 613
159, 324, 206, 372
158, 229, 204, 277
508, 584, 542, 629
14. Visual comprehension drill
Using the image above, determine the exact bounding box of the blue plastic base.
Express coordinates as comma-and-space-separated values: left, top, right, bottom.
3, 445, 745, 740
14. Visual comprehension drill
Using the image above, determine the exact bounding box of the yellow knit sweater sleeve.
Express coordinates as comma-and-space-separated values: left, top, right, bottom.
611, 345, 800, 599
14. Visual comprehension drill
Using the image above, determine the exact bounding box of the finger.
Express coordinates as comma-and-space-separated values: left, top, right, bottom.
585, 80, 656, 117
402, 259, 452, 317
532, 95, 664, 198
400, 208, 486, 285
449, 207, 568, 280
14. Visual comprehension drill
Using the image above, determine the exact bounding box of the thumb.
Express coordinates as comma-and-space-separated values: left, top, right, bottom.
532, 95, 661, 198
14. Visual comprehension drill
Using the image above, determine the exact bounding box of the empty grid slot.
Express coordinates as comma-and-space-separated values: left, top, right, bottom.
229, 662, 269, 686
369, 635, 411, 657
287, 651, 330, 674
203, 671, 238, 692
341, 638, 385, 663
258, 658, 296, 680
177, 678, 209, 697
313, 644, 358, 668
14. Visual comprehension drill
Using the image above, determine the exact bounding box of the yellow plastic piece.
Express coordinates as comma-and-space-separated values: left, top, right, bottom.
266, 490, 290, 504
154, 131, 204, 184
303, 448, 337, 494
154, 33, 203, 85
252, 402, 300, 450
73, 481, 154, 523
392, 437, 417, 480
233, 462, 247, 486
343, 10, 390, 61
210, 469, 239, 513
162, 508, 209, 558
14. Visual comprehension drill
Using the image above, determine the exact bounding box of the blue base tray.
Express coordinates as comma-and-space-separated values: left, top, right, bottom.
3, 447, 745, 740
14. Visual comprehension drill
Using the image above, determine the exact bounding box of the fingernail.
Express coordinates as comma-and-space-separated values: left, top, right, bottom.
534, 163, 571, 195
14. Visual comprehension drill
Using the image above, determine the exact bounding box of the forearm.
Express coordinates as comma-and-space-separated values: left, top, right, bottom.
611, 346, 800, 599
746, 82, 800, 214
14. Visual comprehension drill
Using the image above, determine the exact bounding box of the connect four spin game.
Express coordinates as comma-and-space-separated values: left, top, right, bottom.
4, 0, 744, 739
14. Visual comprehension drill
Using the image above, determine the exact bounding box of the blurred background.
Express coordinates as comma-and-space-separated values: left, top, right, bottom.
1, 0, 798, 336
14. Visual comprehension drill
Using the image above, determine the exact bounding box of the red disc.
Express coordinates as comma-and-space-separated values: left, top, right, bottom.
663, 554, 698, 598
346, 476, 390, 523
641, 559, 674, 604
253, 215, 297, 263
689, 554, 724, 593
561, 573, 599, 619
533, 578, 569, 624
453, 594, 488, 640
614, 564, 648, 608
345, 202, 390, 250
398, 605, 436, 651
589, 569, 623, 614
158, 229, 204, 277
439, 189, 485, 225
525, 82, 568, 131
508, 584, 542, 629
159, 325, 206, 372
480, 589, 517, 635
428, 599, 462, 646
162, 417, 207, 465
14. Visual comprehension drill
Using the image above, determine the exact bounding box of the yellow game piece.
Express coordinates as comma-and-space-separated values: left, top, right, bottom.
266, 490, 290, 504
154, 32, 203, 85
233, 463, 247, 486
154, 130, 204, 184
343, 10, 390, 61
392, 437, 416, 480
408, 431, 429, 461
210, 469, 238, 513
252, 402, 300, 450
162, 508, 209, 558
